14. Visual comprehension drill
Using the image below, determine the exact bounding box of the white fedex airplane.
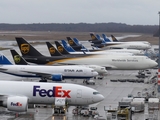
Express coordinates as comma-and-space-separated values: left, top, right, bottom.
51, 55, 157, 70
0, 55, 98, 82
0, 81, 104, 112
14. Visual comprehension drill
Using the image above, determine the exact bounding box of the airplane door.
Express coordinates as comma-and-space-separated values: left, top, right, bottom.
77, 89, 82, 98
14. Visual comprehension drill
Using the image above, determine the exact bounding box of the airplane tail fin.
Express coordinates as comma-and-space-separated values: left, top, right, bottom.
90, 33, 98, 40
96, 34, 101, 40
73, 38, 89, 52
46, 42, 62, 56
111, 35, 119, 42
10, 49, 28, 65
73, 38, 81, 45
61, 40, 76, 52
0, 54, 13, 65
66, 37, 78, 46
15, 37, 43, 57
55, 41, 70, 55
102, 34, 111, 42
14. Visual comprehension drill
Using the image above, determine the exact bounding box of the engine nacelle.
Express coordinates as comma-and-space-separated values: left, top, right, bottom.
7, 96, 28, 112
50, 74, 63, 81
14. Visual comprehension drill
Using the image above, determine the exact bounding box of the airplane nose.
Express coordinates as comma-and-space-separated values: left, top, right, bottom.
94, 94, 104, 103
98, 94, 105, 102
94, 72, 98, 76
150, 60, 158, 68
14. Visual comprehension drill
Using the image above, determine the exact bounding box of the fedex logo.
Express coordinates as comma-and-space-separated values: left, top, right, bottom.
11, 102, 22, 106
33, 86, 71, 98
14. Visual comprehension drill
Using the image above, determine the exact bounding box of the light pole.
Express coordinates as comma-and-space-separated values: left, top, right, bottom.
158, 11, 160, 93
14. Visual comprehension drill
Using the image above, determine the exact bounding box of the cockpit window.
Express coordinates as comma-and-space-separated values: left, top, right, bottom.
93, 92, 100, 95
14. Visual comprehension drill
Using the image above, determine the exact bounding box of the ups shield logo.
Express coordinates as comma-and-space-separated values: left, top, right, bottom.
49, 47, 55, 54
91, 35, 96, 40
14, 55, 21, 63
21, 44, 30, 54
68, 40, 73, 45
112, 37, 116, 41
58, 46, 63, 53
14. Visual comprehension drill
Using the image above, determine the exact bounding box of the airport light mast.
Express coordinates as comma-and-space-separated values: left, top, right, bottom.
158, 11, 160, 93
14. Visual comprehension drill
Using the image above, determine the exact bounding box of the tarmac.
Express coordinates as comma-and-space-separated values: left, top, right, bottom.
0, 40, 159, 120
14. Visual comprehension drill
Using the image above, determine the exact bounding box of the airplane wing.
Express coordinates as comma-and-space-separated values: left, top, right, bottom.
0, 68, 8, 71
21, 70, 61, 78
56, 63, 117, 70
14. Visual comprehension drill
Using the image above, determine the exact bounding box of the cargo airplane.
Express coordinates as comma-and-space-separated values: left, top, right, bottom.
15, 37, 157, 70
0, 81, 104, 112
61, 40, 144, 55
67, 37, 144, 55
10, 49, 108, 76
0, 54, 98, 82
90, 33, 151, 50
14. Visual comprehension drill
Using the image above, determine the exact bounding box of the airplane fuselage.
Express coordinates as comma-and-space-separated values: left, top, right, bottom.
0, 65, 98, 79
0, 81, 104, 108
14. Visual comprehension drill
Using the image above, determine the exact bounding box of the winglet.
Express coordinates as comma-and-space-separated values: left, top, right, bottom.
10, 49, 28, 65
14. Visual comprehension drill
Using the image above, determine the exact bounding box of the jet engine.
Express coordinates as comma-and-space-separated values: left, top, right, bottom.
6, 96, 28, 112
50, 74, 63, 81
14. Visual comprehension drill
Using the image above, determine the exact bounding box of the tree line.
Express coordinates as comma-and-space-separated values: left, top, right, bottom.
0, 23, 158, 34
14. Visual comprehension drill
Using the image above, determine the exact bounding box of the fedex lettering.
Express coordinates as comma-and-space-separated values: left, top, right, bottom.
11, 102, 22, 106
33, 86, 71, 98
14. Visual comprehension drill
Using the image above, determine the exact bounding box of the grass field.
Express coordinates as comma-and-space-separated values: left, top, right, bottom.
0, 31, 158, 45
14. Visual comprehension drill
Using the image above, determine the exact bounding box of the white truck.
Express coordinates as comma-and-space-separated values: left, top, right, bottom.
131, 98, 145, 112
148, 98, 159, 110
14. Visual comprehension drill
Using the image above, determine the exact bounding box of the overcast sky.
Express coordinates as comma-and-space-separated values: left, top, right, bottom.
0, 0, 159, 25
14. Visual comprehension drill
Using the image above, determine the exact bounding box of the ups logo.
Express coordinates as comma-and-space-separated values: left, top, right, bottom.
49, 47, 55, 54
58, 46, 63, 53
21, 44, 30, 54
14, 55, 21, 63
68, 40, 73, 45
112, 37, 116, 41
91, 35, 96, 40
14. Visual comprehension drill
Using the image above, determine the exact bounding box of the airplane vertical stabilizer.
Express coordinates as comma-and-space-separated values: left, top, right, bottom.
102, 34, 112, 42
0, 54, 13, 65
10, 49, 28, 65
111, 35, 119, 42
15, 37, 43, 56
61, 40, 76, 52
55, 41, 70, 55
66, 37, 78, 46
46, 42, 62, 56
